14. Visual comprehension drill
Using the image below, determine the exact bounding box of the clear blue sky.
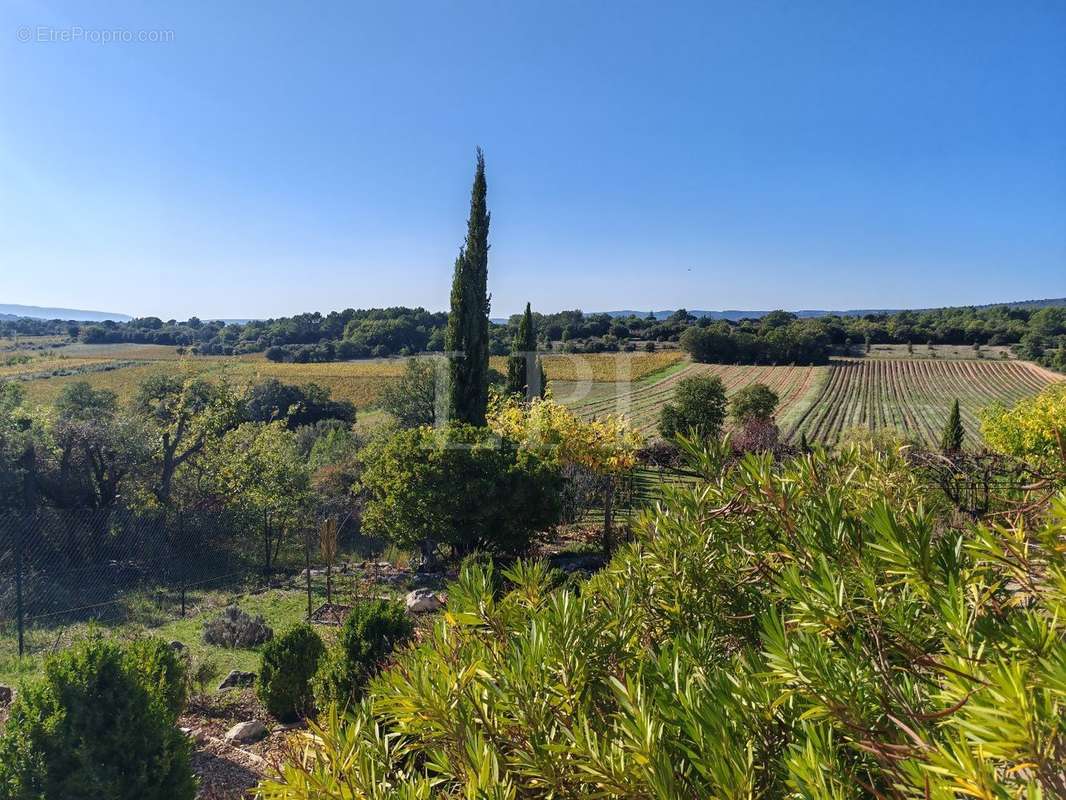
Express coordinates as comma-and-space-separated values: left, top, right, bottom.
1, 1, 1063, 320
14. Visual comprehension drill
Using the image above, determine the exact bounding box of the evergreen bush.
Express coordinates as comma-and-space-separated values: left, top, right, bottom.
0, 636, 194, 800
257, 624, 326, 722
314, 600, 414, 710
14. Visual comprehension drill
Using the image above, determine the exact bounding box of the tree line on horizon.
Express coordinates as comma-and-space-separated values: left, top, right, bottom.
3, 300, 1063, 371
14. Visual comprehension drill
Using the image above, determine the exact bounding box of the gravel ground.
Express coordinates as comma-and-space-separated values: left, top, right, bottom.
181, 689, 297, 800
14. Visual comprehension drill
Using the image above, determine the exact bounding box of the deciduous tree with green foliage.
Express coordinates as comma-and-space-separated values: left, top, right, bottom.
40, 382, 146, 515
134, 375, 244, 507
0, 384, 41, 509
729, 382, 782, 452
729, 382, 779, 423
445, 149, 491, 426
244, 379, 355, 429
659, 375, 728, 440
359, 423, 561, 563
203, 420, 313, 560
381, 358, 441, 428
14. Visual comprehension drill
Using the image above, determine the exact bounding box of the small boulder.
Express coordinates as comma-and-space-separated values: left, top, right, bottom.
0, 685, 12, 706
224, 720, 267, 744
180, 726, 206, 745
217, 670, 256, 691
405, 588, 443, 613
168, 640, 186, 652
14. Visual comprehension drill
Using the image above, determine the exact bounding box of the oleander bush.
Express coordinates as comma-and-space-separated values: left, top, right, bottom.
0, 635, 194, 800
313, 600, 414, 711
258, 624, 326, 723
259, 437, 1066, 799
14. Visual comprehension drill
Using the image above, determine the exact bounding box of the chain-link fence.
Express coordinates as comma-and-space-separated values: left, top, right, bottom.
5, 455, 1015, 669
0, 475, 682, 665
0, 509, 317, 660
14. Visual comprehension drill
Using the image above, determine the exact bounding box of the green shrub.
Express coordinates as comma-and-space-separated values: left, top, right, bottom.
728, 382, 779, 423
124, 637, 189, 719
0, 636, 194, 800
202, 604, 273, 648
658, 374, 727, 439
314, 600, 413, 710
258, 624, 325, 722
360, 423, 562, 561
189, 655, 220, 699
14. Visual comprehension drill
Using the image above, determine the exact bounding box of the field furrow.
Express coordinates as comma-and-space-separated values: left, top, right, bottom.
790, 358, 1062, 447
563, 362, 828, 439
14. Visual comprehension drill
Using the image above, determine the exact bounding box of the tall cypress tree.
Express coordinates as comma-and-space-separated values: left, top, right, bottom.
940, 398, 964, 454
506, 302, 544, 401
445, 149, 491, 426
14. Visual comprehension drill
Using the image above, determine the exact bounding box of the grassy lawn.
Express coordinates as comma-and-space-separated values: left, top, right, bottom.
0, 568, 405, 689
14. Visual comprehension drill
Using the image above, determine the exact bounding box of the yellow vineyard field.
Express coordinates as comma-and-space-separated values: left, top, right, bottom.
9, 347, 684, 409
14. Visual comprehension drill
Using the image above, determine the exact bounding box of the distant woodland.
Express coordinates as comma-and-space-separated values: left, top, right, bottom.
2, 301, 1064, 371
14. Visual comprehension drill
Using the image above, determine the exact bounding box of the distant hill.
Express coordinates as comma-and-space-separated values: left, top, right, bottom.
0, 304, 132, 322
599, 298, 1066, 321
602, 309, 838, 321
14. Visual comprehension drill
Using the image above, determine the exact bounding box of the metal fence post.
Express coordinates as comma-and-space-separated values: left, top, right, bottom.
179, 512, 186, 618
17, 446, 34, 659
263, 510, 272, 574
305, 528, 312, 622
16, 514, 25, 658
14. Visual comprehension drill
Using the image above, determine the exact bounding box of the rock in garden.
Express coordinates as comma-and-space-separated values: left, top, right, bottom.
0, 685, 12, 706
180, 725, 205, 745
224, 720, 267, 744
217, 670, 256, 691
405, 588, 443, 613
168, 640, 185, 651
